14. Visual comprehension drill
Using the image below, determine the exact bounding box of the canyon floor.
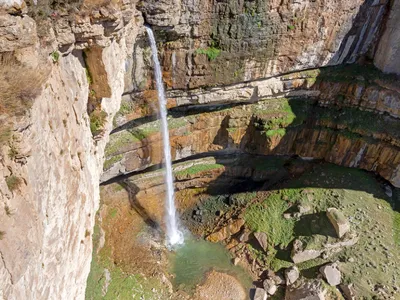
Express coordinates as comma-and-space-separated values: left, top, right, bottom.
86, 156, 400, 299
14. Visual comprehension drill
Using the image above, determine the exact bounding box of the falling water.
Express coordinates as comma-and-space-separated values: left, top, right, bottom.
145, 26, 184, 247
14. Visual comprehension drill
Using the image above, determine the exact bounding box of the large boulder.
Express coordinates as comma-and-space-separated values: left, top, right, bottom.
320, 263, 341, 286
326, 208, 350, 238
254, 232, 268, 251
263, 278, 277, 295
207, 219, 245, 242
291, 239, 322, 264
285, 279, 327, 300
340, 284, 356, 300
285, 266, 300, 286
253, 287, 267, 300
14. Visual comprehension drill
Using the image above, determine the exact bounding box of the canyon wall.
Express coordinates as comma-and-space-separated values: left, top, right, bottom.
1, 0, 400, 299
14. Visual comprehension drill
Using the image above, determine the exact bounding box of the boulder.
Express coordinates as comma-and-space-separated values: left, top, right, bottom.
254, 232, 268, 251
326, 208, 350, 238
291, 239, 322, 263
340, 284, 356, 300
263, 278, 277, 295
285, 279, 327, 300
285, 266, 300, 285
319, 263, 341, 286
253, 287, 267, 300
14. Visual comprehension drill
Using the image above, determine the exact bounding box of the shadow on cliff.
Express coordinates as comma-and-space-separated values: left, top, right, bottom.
117, 180, 159, 229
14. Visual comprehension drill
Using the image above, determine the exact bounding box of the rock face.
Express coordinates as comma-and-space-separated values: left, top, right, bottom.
326, 208, 350, 238
103, 71, 400, 188
134, 0, 388, 91
374, 0, 400, 74
320, 263, 342, 286
0, 2, 139, 299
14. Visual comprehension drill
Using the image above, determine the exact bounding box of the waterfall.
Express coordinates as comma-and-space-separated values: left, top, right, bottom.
145, 26, 184, 247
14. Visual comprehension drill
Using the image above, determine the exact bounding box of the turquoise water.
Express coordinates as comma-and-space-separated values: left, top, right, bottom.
169, 236, 252, 293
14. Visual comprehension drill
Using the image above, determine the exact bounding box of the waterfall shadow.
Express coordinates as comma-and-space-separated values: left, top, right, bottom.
118, 180, 159, 229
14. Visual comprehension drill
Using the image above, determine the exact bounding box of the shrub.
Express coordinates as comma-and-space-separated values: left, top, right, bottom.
6, 175, 22, 192
196, 47, 221, 61
89, 110, 107, 136
50, 51, 60, 63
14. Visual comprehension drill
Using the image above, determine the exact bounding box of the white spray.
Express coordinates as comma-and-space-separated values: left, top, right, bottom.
145, 26, 184, 246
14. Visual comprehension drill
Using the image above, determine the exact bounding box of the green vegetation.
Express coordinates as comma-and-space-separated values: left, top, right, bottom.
117, 101, 133, 116
318, 63, 399, 85
105, 117, 189, 157
89, 110, 107, 136
175, 163, 224, 177
85, 68, 92, 85
109, 208, 118, 219
287, 25, 295, 30
245, 191, 296, 247
253, 98, 312, 138
104, 154, 123, 170
315, 105, 400, 140
394, 212, 400, 246
6, 175, 22, 192
50, 51, 60, 63
196, 47, 221, 61
265, 128, 286, 137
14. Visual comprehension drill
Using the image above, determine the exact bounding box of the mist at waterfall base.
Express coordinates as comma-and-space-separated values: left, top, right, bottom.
145, 26, 184, 247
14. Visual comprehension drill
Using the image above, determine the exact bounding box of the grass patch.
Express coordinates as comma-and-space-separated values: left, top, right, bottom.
6, 175, 22, 192
175, 163, 224, 177
245, 191, 295, 247
89, 110, 107, 136
394, 211, 400, 247
265, 128, 286, 137
196, 47, 221, 61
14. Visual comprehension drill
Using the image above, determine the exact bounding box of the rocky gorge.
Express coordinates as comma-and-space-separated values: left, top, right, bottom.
0, 0, 400, 299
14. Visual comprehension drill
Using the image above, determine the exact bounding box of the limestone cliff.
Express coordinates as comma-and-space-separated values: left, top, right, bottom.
0, 1, 139, 299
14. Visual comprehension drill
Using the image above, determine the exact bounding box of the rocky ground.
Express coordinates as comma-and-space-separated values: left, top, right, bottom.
87, 155, 400, 299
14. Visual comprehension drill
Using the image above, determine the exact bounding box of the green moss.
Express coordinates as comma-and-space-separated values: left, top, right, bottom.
287, 24, 295, 30
245, 192, 295, 247
104, 154, 123, 170
109, 208, 118, 219
105, 131, 140, 157
175, 163, 224, 177
50, 51, 60, 63
196, 47, 221, 61
265, 128, 286, 137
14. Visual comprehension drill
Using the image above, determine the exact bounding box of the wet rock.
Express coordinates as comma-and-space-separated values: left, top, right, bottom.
285, 279, 327, 300
340, 283, 356, 300
291, 239, 322, 264
253, 287, 267, 300
254, 232, 268, 252
263, 278, 277, 295
326, 208, 350, 238
319, 263, 341, 286
285, 266, 300, 285
207, 219, 245, 242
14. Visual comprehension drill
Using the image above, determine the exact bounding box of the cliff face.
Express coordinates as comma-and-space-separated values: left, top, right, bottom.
1, 0, 400, 299
0, 2, 139, 299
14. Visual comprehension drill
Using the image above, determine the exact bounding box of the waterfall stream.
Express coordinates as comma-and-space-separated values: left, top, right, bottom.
145, 26, 184, 247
